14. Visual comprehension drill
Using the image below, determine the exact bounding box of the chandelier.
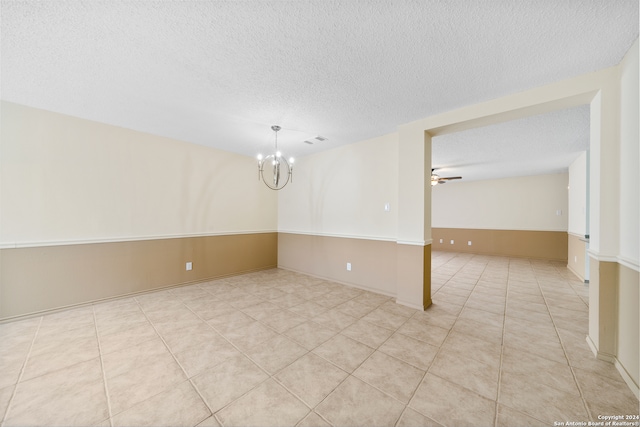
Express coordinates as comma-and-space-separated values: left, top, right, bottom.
257, 125, 294, 190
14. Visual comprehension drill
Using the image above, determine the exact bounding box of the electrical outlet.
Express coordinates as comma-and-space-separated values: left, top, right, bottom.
450, 240, 454, 244
439, 239, 443, 243
468, 241, 472, 246
346, 262, 352, 271
186, 262, 192, 271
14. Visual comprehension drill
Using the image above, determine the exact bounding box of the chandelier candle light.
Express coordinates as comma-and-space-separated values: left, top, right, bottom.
257, 125, 294, 190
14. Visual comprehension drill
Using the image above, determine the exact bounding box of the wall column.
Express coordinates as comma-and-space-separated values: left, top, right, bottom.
587, 73, 621, 360
396, 122, 432, 310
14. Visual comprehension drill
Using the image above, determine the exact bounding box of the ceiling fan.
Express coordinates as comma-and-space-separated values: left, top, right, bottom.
431, 169, 462, 186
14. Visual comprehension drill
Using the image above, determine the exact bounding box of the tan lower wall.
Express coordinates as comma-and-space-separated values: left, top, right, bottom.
432, 228, 568, 261
0, 233, 277, 320
277, 233, 397, 296
567, 233, 587, 281
617, 263, 639, 396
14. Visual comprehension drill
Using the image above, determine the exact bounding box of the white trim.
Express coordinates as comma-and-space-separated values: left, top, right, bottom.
586, 335, 617, 363
276, 265, 396, 298
586, 334, 599, 358
277, 230, 396, 243
396, 240, 429, 246
0, 230, 278, 249
587, 250, 640, 271
615, 358, 640, 400
587, 249, 619, 263
395, 299, 425, 311
432, 226, 569, 232
618, 255, 640, 272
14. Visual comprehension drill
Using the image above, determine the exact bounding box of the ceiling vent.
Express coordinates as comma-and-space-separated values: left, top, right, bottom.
303, 135, 327, 145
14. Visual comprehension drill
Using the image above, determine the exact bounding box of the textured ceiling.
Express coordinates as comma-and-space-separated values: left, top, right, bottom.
1, 1, 638, 181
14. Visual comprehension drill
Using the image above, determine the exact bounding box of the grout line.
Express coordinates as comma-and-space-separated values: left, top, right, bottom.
0, 316, 43, 426
536, 264, 594, 422
92, 306, 114, 427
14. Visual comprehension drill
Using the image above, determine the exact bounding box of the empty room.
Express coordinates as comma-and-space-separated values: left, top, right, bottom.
1, 1, 638, 426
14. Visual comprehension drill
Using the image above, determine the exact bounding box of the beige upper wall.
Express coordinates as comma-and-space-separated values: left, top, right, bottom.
618, 38, 639, 267
432, 173, 569, 231
0, 101, 277, 247
568, 152, 588, 237
277, 132, 398, 241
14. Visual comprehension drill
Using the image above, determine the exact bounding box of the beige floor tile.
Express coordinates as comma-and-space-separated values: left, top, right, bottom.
98, 321, 158, 354
410, 373, 495, 427
111, 380, 210, 426
362, 308, 408, 330
378, 300, 418, 318
95, 312, 149, 336
312, 287, 345, 302
274, 353, 348, 407
152, 316, 204, 336
196, 415, 222, 426
464, 297, 506, 315
439, 330, 502, 367
573, 368, 639, 416
315, 376, 404, 427
226, 294, 265, 310
184, 300, 237, 320
5, 358, 108, 427
496, 404, 548, 426
30, 323, 97, 354
501, 346, 578, 394
102, 337, 173, 379
287, 301, 329, 318
284, 321, 337, 350
341, 319, 394, 348
107, 357, 186, 415
218, 321, 279, 351
506, 296, 548, 313
0, 317, 40, 343
244, 335, 307, 374
160, 322, 221, 354
296, 411, 331, 427
191, 353, 268, 413
333, 300, 376, 318
499, 370, 588, 424
458, 306, 505, 328
352, 292, 392, 308
206, 310, 255, 334
259, 309, 307, 333
451, 317, 503, 345
429, 350, 499, 400
240, 301, 282, 320
396, 317, 449, 347
173, 337, 241, 378
313, 334, 374, 373
353, 351, 425, 403
217, 379, 309, 427
377, 332, 438, 371
312, 308, 357, 331
396, 407, 444, 427
502, 329, 568, 365
0, 384, 14, 422
0, 352, 27, 389
22, 334, 100, 381
271, 293, 309, 309
411, 308, 457, 330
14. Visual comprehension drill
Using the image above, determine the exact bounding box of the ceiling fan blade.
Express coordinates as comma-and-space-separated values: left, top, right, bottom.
440, 176, 462, 181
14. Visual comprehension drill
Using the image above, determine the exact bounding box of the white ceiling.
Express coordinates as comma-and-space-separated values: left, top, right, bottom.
1, 1, 637, 181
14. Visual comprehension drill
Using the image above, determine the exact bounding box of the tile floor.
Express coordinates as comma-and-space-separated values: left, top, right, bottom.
1, 251, 638, 427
